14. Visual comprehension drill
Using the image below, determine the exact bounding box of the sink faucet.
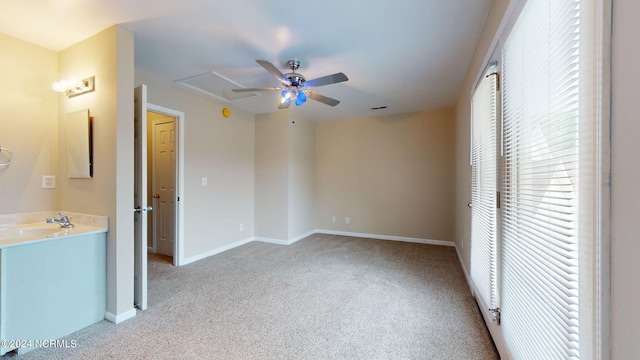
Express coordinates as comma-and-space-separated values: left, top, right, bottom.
46, 212, 74, 228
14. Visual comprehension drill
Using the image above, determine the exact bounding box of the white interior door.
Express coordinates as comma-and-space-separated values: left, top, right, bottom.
147, 103, 184, 267
152, 118, 176, 257
133, 84, 148, 311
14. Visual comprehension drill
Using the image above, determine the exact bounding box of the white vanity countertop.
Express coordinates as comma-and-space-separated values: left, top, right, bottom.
0, 211, 109, 249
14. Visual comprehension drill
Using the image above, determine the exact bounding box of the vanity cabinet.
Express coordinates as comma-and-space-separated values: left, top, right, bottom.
0, 228, 106, 355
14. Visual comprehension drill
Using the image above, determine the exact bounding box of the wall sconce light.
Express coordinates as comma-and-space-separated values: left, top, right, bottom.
52, 76, 95, 98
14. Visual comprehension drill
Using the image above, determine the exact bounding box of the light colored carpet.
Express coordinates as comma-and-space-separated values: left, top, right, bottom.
4, 234, 498, 359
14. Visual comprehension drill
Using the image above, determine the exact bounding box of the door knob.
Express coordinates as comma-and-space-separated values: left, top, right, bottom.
153, 193, 160, 199
134, 206, 153, 213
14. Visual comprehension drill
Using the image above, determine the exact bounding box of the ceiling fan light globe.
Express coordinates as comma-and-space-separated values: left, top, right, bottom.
298, 91, 307, 102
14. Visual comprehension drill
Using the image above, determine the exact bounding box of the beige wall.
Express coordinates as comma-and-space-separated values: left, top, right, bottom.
288, 116, 315, 239
135, 71, 256, 259
611, 0, 640, 357
58, 25, 136, 320
316, 109, 455, 241
0, 27, 135, 320
255, 111, 290, 240
254, 112, 316, 241
0, 33, 59, 214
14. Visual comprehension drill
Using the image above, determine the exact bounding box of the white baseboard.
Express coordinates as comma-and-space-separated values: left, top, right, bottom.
254, 230, 316, 246
253, 237, 289, 245
105, 308, 137, 324
181, 237, 254, 266
315, 229, 454, 247
289, 230, 316, 244
454, 244, 474, 296
179, 230, 453, 267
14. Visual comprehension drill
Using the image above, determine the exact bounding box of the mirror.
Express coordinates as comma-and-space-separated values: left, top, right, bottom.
66, 109, 92, 178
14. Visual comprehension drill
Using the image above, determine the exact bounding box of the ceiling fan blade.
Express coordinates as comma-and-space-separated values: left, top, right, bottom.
305, 72, 348, 88
278, 101, 291, 110
231, 87, 280, 92
307, 92, 341, 106
256, 60, 289, 84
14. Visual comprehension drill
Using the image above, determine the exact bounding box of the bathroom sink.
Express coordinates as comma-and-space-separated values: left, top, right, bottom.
0, 224, 68, 239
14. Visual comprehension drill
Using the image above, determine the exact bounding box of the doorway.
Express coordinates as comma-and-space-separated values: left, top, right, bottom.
147, 111, 176, 259
146, 103, 184, 268
134, 83, 185, 311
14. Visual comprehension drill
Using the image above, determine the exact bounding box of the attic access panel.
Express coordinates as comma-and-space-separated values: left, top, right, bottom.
175, 71, 259, 101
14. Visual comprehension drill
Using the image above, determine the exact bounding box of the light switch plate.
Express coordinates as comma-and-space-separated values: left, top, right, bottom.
42, 175, 56, 189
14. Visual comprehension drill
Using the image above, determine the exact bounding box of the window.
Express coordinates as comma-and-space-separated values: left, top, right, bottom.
469, 0, 609, 358
470, 67, 499, 313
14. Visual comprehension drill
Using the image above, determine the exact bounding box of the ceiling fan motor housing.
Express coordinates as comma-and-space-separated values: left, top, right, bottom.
283, 59, 305, 87
284, 73, 306, 87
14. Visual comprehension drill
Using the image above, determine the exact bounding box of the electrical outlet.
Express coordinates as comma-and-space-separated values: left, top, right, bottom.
331, 216, 336, 223
201, 177, 207, 186
345, 217, 350, 224
239, 223, 245, 232
41, 175, 56, 189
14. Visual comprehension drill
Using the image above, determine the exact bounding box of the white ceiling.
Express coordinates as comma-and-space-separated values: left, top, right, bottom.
0, 0, 492, 122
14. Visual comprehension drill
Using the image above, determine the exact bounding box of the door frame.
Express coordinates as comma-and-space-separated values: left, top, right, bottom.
147, 103, 185, 266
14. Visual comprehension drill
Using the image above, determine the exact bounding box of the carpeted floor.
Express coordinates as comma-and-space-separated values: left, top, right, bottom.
4, 234, 499, 359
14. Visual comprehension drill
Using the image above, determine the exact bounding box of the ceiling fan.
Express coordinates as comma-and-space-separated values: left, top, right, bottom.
231, 59, 348, 109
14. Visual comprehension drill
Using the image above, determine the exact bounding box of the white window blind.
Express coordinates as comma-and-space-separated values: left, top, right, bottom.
470, 71, 499, 311
500, 0, 597, 358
